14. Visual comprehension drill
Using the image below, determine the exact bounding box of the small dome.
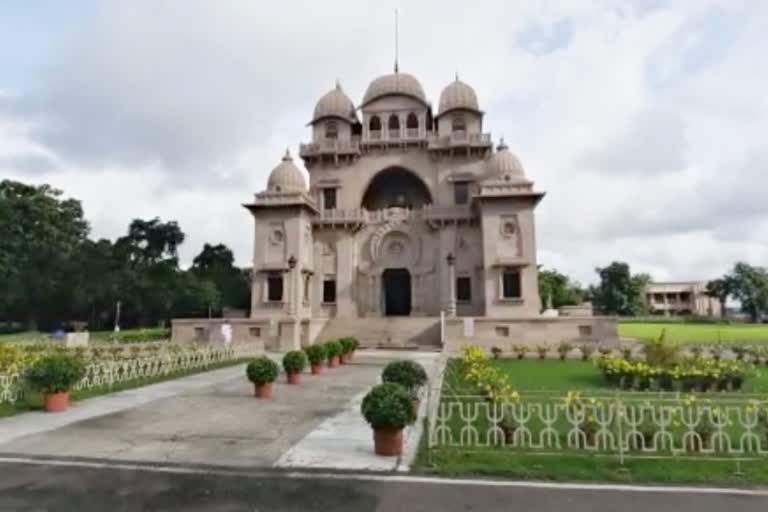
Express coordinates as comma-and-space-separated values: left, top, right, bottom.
438, 77, 480, 116
267, 149, 307, 192
486, 139, 526, 181
362, 72, 426, 106
312, 82, 357, 124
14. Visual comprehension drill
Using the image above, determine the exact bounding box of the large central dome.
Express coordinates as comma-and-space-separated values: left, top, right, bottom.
362, 72, 427, 107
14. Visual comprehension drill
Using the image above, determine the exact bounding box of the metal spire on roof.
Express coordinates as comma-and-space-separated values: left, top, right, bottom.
394, 8, 399, 73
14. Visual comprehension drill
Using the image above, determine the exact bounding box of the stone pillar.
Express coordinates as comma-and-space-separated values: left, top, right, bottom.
278, 319, 301, 351
335, 235, 355, 316
288, 255, 297, 317
446, 253, 457, 317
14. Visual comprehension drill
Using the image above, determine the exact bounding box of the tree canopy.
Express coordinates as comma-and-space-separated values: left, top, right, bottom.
589, 261, 650, 316
537, 267, 584, 310
0, 179, 250, 330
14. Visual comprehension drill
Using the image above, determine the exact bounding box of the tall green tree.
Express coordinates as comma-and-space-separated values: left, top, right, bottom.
0, 180, 89, 327
590, 261, 650, 316
728, 262, 768, 322
537, 267, 584, 309
191, 243, 250, 311
705, 277, 733, 320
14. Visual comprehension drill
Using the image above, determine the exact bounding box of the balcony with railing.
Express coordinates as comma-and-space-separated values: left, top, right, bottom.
312, 206, 475, 229
428, 132, 492, 149
299, 138, 361, 158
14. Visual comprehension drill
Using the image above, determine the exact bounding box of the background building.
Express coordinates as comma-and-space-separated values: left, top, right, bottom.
646, 281, 722, 317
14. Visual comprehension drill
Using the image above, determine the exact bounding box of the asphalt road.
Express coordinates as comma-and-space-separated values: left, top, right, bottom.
0, 460, 767, 512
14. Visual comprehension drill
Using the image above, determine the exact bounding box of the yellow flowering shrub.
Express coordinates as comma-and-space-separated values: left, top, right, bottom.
461, 345, 521, 403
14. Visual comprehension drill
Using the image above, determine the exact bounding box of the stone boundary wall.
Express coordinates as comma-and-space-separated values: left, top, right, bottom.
443, 316, 618, 354
171, 317, 329, 352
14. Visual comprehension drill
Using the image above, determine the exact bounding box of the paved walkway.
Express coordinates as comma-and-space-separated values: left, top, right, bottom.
276, 351, 443, 471
0, 364, 250, 446
0, 351, 440, 468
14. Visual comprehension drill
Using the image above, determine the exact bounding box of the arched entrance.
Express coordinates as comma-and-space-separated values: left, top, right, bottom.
361, 167, 432, 210
382, 268, 411, 316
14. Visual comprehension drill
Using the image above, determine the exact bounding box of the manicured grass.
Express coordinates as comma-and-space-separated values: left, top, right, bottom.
418, 358, 768, 484
618, 322, 768, 344
442, 358, 768, 396
414, 448, 768, 485
0, 358, 250, 418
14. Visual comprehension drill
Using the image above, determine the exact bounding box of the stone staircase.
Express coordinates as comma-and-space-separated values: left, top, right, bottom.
316, 317, 442, 350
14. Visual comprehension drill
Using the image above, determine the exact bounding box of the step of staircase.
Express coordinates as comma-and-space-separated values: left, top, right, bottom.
317, 317, 441, 350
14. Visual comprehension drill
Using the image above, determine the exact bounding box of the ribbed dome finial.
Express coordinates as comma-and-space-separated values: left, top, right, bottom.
497, 138, 508, 151
283, 148, 292, 162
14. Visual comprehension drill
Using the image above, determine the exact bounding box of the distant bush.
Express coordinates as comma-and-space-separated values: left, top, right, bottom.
112, 328, 171, 343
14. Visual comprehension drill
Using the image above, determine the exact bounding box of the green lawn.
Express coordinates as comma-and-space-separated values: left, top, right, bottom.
415, 358, 768, 484
442, 358, 768, 396
618, 322, 768, 344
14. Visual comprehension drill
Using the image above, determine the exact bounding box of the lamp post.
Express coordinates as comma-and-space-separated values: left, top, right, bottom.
446, 252, 457, 317
288, 255, 297, 316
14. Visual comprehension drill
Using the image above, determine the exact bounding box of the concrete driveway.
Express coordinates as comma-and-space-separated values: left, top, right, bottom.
0, 355, 399, 467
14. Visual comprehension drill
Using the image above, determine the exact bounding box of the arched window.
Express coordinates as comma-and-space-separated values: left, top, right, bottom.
406, 113, 418, 138
369, 115, 382, 139
451, 114, 466, 133
325, 121, 338, 139
388, 114, 400, 129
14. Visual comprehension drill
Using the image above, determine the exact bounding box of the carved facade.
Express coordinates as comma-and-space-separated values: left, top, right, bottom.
245, 71, 545, 320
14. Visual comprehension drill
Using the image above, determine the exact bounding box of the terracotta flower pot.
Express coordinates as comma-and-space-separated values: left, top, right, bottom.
328, 356, 340, 368
311, 363, 323, 375
254, 382, 273, 399
287, 371, 302, 385
338, 354, 346, 365
44, 392, 70, 413
373, 427, 404, 456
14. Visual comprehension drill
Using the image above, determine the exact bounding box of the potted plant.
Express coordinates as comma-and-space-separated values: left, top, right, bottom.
246, 356, 279, 398
325, 340, 342, 367
338, 338, 352, 364
557, 342, 573, 361
361, 382, 417, 456
491, 346, 503, 360
536, 345, 549, 360
348, 337, 360, 358
339, 337, 356, 363
24, 353, 86, 412
381, 359, 428, 410
304, 344, 327, 375
282, 350, 307, 385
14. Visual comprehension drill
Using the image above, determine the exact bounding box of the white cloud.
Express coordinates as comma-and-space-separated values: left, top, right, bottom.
2, 0, 767, 285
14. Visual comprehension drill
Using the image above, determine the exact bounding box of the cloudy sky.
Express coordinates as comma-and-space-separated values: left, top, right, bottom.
1, 0, 767, 285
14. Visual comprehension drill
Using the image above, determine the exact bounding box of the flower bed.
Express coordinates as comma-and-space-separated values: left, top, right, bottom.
0, 343, 260, 405
595, 354, 757, 392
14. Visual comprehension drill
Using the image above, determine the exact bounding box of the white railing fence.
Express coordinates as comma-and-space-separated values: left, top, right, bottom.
0, 344, 260, 406
428, 397, 768, 461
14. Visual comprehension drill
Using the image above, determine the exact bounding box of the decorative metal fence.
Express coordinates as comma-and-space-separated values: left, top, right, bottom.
429, 396, 768, 461
0, 344, 260, 406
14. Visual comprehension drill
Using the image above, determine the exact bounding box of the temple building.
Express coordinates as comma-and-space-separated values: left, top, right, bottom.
173, 69, 617, 350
